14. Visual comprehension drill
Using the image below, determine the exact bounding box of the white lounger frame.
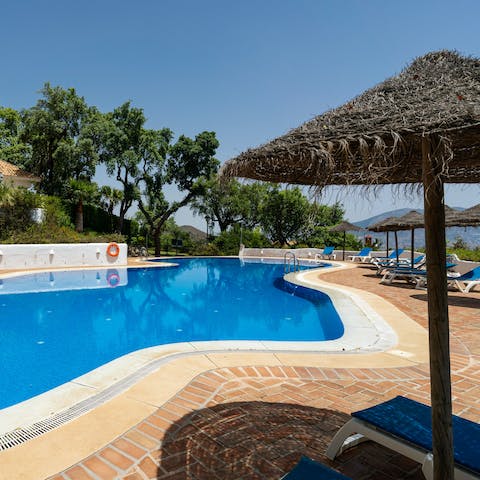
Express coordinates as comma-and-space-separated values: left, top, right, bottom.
315, 252, 336, 261
347, 254, 371, 263
450, 278, 480, 293
326, 417, 478, 480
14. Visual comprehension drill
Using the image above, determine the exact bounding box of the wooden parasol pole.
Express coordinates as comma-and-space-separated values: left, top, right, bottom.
422, 135, 453, 479
394, 231, 399, 263
411, 228, 415, 267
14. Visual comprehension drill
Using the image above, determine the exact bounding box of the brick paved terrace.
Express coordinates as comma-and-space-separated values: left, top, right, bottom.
21, 264, 480, 479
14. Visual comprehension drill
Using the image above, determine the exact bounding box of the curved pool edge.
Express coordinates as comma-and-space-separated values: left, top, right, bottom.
286, 264, 429, 362
0, 261, 429, 450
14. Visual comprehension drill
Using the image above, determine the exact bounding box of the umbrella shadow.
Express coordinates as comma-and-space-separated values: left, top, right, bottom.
155, 401, 423, 479
411, 293, 480, 309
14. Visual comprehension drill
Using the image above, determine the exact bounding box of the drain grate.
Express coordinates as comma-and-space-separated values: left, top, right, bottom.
0, 352, 186, 451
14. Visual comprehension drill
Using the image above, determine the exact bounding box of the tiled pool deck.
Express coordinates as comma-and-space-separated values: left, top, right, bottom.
1, 261, 479, 479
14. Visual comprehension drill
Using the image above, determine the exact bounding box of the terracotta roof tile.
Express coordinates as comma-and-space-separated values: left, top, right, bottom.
0, 159, 40, 180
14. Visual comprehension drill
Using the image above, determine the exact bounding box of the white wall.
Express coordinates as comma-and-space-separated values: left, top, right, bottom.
0, 243, 128, 270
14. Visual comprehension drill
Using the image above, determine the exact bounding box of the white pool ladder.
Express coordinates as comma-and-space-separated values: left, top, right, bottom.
284, 251, 299, 273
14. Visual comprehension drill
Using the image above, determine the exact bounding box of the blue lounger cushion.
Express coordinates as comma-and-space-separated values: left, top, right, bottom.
282, 456, 351, 479
352, 396, 480, 475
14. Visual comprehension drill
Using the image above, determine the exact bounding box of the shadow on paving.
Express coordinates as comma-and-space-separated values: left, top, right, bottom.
411, 293, 480, 308
156, 401, 423, 479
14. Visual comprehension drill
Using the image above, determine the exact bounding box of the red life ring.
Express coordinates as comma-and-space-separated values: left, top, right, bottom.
106, 242, 120, 258
107, 271, 120, 287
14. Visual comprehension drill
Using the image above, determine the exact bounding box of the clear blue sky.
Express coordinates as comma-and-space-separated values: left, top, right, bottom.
2, 0, 479, 229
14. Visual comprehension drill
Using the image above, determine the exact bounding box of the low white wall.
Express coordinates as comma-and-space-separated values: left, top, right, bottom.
239, 247, 480, 272
0, 243, 128, 270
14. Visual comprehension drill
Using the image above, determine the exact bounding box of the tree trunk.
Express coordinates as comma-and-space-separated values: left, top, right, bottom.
218, 219, 229, 232
422, 135, 453, 480
154, 229, 161, 257
75, 198, 84, 233
116, 205, 125, 234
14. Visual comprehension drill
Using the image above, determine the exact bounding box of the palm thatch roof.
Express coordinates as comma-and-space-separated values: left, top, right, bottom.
456, 203, 480, 226
369, 206, 475, 231
221, 50, 480, 186
329, 220, 362, 232
369, 211, 424, 232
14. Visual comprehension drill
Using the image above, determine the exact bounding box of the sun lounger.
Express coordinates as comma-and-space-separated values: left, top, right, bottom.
376, 254, 425, 276
370, 249, 404, 267
347, 247, 372, 262
281, 456, 351, 479
326, 396, 480, 480
448, 266, 480, 293
380, 266, 426, 286
317, 246, 336, 260
381, 262, 458, 288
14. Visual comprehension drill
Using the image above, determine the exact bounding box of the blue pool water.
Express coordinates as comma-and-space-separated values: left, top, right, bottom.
0, 257, 343, 409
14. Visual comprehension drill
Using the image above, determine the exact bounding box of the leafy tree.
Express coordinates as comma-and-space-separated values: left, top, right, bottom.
191, 177, 269, 232
0, 182, 15, 208
99, 185, 123, 216
137, 131, 219, 255
213, 226, 269, 255
101, 101, 173, 233
451, 236, 468, 250
298, 202, 345, 245
240, 182, 271, 229
0, 107, 31, 166
21, 83, 102, 196
259, 186, 309, 245
68, 179, 100, 232
0, 185, 39, 239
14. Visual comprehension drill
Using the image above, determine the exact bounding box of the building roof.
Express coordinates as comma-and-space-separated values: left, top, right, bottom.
0, 159, 40, 182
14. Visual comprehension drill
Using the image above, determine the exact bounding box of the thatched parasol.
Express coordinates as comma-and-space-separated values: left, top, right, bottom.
368, 216, 399, 257
329, 220, 362, 260
221, 50, 480, 478
369, 211, 425, 265
369, 207, 474, 266
455, 203, 480, 226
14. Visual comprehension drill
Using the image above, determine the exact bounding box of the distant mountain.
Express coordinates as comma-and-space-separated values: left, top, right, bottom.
179, 225, 207, 241
353, 208, 480, 248
354, 208, 414, 229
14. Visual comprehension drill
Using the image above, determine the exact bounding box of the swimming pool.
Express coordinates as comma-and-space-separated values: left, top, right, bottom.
0, 257, 343, 409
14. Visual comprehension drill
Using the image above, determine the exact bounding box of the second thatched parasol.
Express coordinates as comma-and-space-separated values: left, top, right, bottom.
329, 220, 362, 260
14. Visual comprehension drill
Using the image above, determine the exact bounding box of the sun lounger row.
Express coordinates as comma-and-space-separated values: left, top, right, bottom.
348, 248, 408, 266
380, 264, 480, 292
375, 253, 425, 275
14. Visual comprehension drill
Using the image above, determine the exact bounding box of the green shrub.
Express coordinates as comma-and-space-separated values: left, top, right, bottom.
211, 228, 269, 255
1, 188, 37, 239
0, 186, 127, 244
447, 247, 480, 262
191, 242, 222, 256
3, 223, 125, 244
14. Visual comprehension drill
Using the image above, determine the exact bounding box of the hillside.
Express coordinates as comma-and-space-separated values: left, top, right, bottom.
179, 225, 207, 242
